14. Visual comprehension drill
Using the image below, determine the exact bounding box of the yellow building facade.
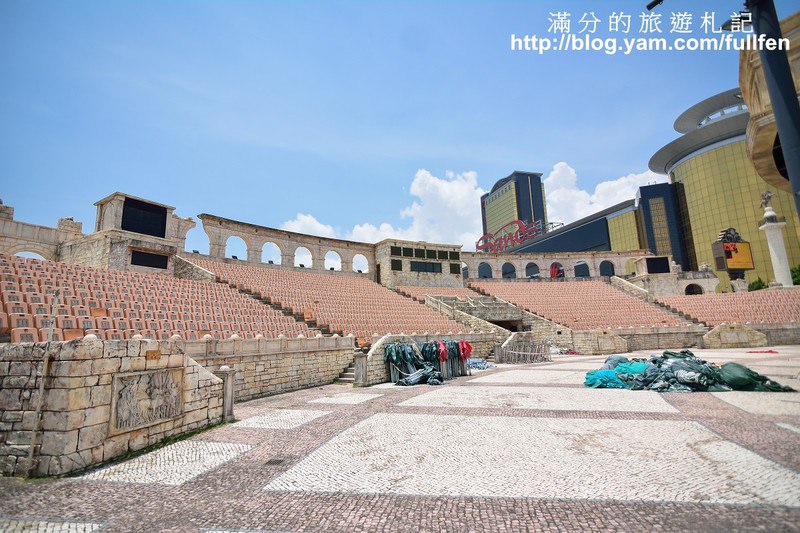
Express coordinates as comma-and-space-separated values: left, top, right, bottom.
670, 141, 800, 292
650, 88, 800, 292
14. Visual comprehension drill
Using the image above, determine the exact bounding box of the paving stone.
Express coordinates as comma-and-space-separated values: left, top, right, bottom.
80, 440, 251, 485
711, 391, 800, 416
469, 369, 585, 385
309, 393, 382, 405
776, 422, 800, 434
233, 409, 331, 429
262, 413, 800, 506
0, 519, 102, 532
399, 385, 679, 413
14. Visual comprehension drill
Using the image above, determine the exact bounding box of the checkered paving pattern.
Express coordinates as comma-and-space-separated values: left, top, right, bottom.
308, 393, 383, 404
399, 385, 679, 413
263, 413, 800, 505
0, 519, 102, 532
3, 346, 800, 532
81, 440, 251, 485
469, 369, 585, 385
777, 422, 800, 434
233, 409, 331, 429
711, 391, 800, 416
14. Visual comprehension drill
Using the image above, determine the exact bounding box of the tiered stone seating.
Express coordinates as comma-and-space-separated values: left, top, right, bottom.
0, 254, 314, 342
396, 286, 482, 303
470, 280, 692, 329
189, 258, 470, 343
658, 289, 800, 327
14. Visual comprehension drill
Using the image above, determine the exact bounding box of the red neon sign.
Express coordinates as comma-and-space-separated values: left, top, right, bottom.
476, 220, 542, 253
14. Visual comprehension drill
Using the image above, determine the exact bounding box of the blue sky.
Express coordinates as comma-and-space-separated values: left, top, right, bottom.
2, 0, 799, 259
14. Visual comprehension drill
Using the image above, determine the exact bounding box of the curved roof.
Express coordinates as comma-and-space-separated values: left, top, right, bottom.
649, 112, 748, 174
673, 88, 744, 133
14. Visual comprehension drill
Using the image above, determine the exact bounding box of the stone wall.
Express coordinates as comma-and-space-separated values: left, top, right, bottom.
750, 323, 800, 346
618, 326, 708, 351
188, 335, 356, 401
572, 330, 629, 355
374, 241, 463, 289
174, 255, 217, 282
424, 297, 512, 343
0, 337, 224, 477
703, 324, 768, 349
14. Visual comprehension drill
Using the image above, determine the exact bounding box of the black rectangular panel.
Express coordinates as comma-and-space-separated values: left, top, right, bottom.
121, 197, 167, 238
130, 250, 169, 269
645, 257, 670, 274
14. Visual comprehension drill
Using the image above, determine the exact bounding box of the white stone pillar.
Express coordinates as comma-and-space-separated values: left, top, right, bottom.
758, 206, 793, 287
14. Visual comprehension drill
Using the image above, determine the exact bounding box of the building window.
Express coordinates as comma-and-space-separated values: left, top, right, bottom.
449, 251, 460, 260
402, 247, 413, 257
410, 261, 442, 273
390, 246, 402, 256
414, 248, 426, 258
426, 249, 437, 259
391, 259, 403, 271
449, 263, 461, 275
438, 250, 448, 260
648, 197, 673, 256
130, 250, 169, 269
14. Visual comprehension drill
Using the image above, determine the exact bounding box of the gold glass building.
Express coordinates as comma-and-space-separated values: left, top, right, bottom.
650, 89, 800, 292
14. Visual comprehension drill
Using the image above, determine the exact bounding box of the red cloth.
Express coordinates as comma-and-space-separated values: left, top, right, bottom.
438, 340, 448, 362
458, 340, 473, 360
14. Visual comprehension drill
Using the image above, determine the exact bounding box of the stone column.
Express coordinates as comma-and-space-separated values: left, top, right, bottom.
759, 206, 793, 287
212, 365, 236, 422
246, 246, 262, 264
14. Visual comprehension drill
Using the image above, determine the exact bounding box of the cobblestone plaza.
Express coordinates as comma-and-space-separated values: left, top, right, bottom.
2, 347, 799, 532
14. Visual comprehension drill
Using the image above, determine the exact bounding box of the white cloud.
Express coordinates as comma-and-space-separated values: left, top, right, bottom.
544, 162, 667, 225
280, 213, 337, 238
278, 165, 665, 254
282, 169, 486, 251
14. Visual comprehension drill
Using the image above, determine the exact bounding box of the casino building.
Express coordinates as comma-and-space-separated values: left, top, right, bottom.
649, 88, 800, 292
480, 171, 549, 243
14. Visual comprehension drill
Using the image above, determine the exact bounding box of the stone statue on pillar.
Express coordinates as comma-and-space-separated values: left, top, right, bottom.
758, 192, 793, 287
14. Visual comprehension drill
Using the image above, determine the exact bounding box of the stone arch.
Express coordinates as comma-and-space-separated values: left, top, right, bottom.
478, 262, 493, 279
525, 262, 540, 278
501, 262, 516, 279
599, 260, 615, 277
353, 254, 369, 273
294, 246, 313, 268
14, 251, 47, 261
6, 244, 57, 262
549, 262, 564, 279
325, 250, 342, 271
685, 283, 704, 295
574, 261, 590, 278
262, 242, 282, 265
224, 235, 248, 260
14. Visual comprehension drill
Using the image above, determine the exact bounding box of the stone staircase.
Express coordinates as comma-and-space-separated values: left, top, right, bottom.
337, 360, 355, 383
604, 277, 706, 327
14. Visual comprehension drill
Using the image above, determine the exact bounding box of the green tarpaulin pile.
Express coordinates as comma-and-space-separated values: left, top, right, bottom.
585, 350, 795, 393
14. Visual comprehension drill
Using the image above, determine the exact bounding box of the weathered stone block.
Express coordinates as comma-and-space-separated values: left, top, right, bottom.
90, 385, 112, 407
102, 434, 129, 461
42, 410, 85, 431
40, 429, 79, 456
84, 405, 110, 426
78, 423, 107, 451
92, 358, 121, 375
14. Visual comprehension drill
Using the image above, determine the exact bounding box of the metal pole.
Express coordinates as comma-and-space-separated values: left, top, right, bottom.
747, 0, 800, 217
